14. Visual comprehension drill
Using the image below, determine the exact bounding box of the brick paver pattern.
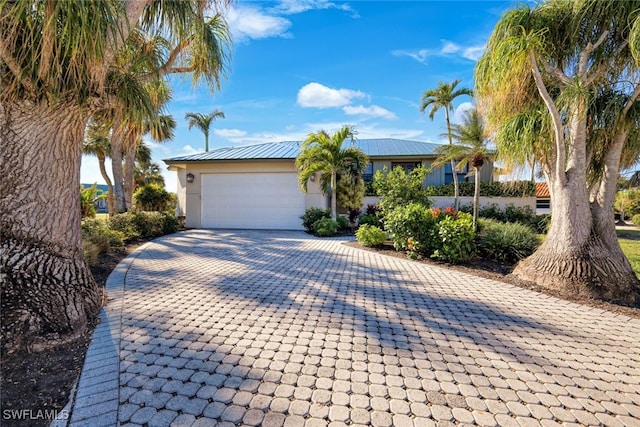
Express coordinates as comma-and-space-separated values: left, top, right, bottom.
72, 230, 640, 427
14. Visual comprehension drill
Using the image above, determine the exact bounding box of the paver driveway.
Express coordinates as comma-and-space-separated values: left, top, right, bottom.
69, 230, 640, 427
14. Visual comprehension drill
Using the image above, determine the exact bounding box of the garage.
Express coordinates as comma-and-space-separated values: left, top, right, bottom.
201, 172, 306, 230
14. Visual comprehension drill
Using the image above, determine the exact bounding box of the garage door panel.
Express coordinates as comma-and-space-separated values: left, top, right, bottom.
201, 173, 305, 230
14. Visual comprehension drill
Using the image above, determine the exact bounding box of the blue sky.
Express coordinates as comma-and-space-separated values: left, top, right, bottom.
81, 0, 520, 192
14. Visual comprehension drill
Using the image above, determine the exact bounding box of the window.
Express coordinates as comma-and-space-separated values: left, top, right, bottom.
391, 161, 421, 174
363, 162, 374, 182
536, 199, 551, 209
444, 163, 469, 184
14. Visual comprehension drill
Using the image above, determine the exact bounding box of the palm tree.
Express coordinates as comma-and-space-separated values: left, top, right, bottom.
420, 80, 473, 211
432, 109, 490, 229
185, 109, 225, 152
0, 0, 232, 351
476, 1, 640, 302
83, 119, 116, 216
296, 125, 369, 220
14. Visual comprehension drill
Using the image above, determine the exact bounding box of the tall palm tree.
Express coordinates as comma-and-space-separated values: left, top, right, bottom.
476, 1, 640, 302
420, 80, 473, 210
296, 125, 369, 220
83, 119, 116, 216
185, 109, 225, 152
0, 0, 232, 351
432, 109, 491, 229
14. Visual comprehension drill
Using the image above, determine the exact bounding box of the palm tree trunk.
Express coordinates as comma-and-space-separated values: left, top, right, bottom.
513, 112, 640, 303
0, 100, 102, 352
124, 143, 136, 210
473, 167, 480, 230
97, 153, 115, 216
444, 109, 460, 210
110, 113, 127, 213
330, 171, 337, 220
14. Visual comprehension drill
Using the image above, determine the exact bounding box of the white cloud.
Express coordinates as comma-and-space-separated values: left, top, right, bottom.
452, 102, 475, 124
393, 40, 486, 64
214, 128, 247, 138
441, 41, 460, 54
297, 82, 365, 108
391, 49, 431, 64
226, 6, 292, 41
342, 104, 397, 120
274, 0, 358, 17
180, 145, 200, 155
462, 45, 485, 61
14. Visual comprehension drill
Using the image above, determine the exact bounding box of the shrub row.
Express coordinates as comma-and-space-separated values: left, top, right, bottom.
82, 211, 179, 265
459, 203, 550, 234
425, 181, 536, 197
632, 214, 640, 227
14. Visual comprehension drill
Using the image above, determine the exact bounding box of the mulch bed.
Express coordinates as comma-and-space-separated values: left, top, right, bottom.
1, 237, 638, 426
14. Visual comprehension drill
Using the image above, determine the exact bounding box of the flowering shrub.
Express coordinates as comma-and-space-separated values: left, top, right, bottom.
384, 204, 475, 263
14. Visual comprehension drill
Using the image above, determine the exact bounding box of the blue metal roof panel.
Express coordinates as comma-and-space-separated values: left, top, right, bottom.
164, 139, 441, 162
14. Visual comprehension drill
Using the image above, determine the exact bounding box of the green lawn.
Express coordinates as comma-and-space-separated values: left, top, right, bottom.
620, 238, 640, 278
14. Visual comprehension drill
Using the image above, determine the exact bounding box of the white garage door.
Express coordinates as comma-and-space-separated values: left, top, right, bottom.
201, 173, 305, 230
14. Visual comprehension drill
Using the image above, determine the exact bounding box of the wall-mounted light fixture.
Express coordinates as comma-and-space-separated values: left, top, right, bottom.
309, 173, 316, 182
186, 172, 195, 183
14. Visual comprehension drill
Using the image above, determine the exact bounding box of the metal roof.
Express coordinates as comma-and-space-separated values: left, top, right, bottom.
164, 138, 442, 163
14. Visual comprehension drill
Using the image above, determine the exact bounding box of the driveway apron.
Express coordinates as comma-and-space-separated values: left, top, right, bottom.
69, 229, 640, 427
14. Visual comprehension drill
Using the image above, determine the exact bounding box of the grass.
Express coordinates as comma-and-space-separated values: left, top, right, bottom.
620, 238, 640, 278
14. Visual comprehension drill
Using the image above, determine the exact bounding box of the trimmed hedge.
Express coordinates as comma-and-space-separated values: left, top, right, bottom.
425, 181, 536, 197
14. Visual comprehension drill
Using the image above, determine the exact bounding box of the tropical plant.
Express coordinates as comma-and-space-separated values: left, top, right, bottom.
432, 108, 491, 229
300, 208, 331, 232
185, 109, 225, 152
336, 174, 365, 214
133, 183, 173, 212
616, 188, 640, 222
0, 0, 232, 352
355, 225, 387, 247
313, 218, 339, 237
477, 219, 541, 265
475, 0, 640, 303
296, 125, 369, 220
80, 184, 106, 219
420, 79, 473, 210
83, 119, 115, 215
372, 165, 432, 217
135, 142, 166, 188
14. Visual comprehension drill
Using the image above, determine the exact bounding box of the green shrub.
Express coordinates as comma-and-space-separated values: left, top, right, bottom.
373, 165, 432, 216
336, 215, 349, 230
132, 211, 166, 239
356, 225, 387, 247
301, 208, 331, 231
133, 183, 173, 211
82, 239, 101, 266
632, 214, 640, 227
160, 211, 180, 235
359, 214, 381, 228
82, 218, 125, 248
433, 212, 475, 263
109, 212, 140, 242
313, 218, 339, 236
384, 203, 439, 253
477, 219, 540, 264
